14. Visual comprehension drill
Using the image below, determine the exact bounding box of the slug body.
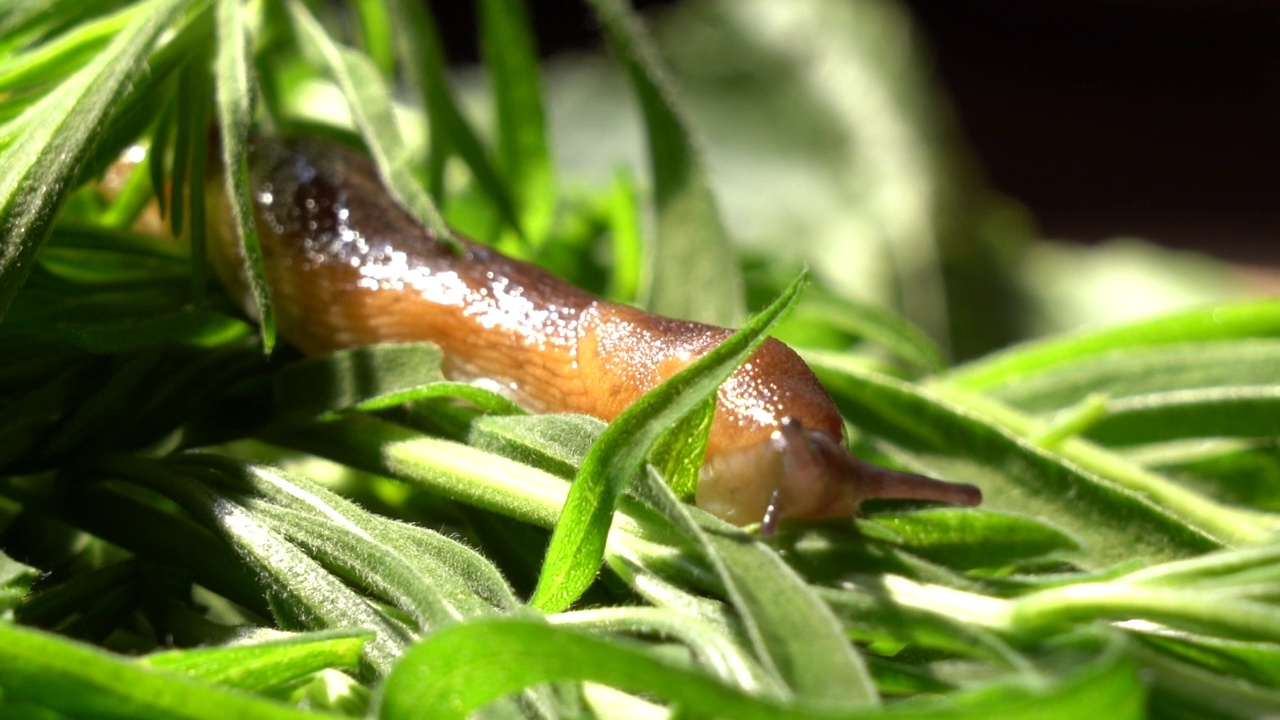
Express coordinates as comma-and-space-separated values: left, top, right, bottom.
208, 137, 980, 528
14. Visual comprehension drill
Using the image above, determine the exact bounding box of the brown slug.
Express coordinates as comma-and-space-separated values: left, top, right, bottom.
206, 136, 981, 530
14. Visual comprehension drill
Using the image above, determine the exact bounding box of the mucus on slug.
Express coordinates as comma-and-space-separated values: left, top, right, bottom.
205, 135, 982, 530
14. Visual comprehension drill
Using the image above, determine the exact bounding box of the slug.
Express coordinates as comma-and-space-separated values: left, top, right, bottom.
206, 136, 981, 530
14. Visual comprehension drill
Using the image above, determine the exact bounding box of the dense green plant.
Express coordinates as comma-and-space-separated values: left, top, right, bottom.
2, 1, 1279, 718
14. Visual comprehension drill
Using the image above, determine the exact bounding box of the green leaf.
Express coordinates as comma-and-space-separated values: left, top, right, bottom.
0, 5, 126, 93
286, 0, 454, 246
352, 0, 395, 78
263, 414, 571, 529
790, 291, 947, 377
0, 306, 251, 353
0, 0, 195, 319
466, 414, 601, 480
647, 395, 714, 500
380, 616, 790, 720
865, 508, 1084, 571
948, 300, 1280, 391
271, 342, 519, 418
805, 351, 1235, 566
0, 622, 341, 720
1084, 387, 1280, 446
529, 270, 805, 612
385, 0, 522, 236
603, 166, 643, 305
983, 340, 1280, 413
141, 628, 369, 692
215, 0, 276, 352
379, 617, 1144, 720
0, 550, 37, 620
478, 0, 556, 244
586, 0, 744, 326
100, 457, 412, 675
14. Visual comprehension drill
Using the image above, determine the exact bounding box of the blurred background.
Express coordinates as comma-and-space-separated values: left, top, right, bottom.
426, 0, 1279, 358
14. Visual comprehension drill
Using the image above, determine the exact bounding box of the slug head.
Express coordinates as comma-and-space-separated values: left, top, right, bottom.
695, 417, 981, 534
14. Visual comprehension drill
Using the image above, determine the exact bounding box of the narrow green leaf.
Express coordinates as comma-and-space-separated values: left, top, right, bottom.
352, 0, 395, 78
984, 340, 1280, 413
647, 395, 715, 499
791, 292, 947, 377
1142, 644, 1280, 720
0, 5, 128, 93
865, 509, 1084, 571
16, 560, 137, 629
0, 306, 251, 353
586, 0, 744, 326
551, 607, 777, 693
177, 453, 522, 614
384, 0, 523, 238
242, 501, 478, 625
466, 414, 600, 480
1084, 387, 1280, 446
0, 0, 195, 319
287, 0, 454, 245
479, 0, 556, 243
270, 342, 520, 419
169, 55, 197, 239
630, 467, 877, 705
806, 351, 1234, 566
603, 166, 643, 304
141, 629, 369, 692
215, 0, 276, 352
101, 457, 412, 675
0, 622, 340, 720
379, 616, 787, 720
1012, 584, 1280, 646
149, 97, 176, 218
948, 300, 1280, 391
264, 415, 570, 529
530, 270, 805, 613
379, 617, 1144, 720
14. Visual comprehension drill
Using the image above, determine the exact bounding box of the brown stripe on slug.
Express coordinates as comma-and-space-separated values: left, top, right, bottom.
206, 136, 981, 529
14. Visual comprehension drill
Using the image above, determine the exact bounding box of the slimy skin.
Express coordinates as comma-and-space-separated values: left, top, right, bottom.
207, 137, 981, 528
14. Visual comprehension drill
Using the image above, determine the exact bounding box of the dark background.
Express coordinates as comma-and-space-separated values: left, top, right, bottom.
428, 0, 1280, 267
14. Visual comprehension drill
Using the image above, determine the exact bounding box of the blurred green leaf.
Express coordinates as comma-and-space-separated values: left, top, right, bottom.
586, 0, 744, 326
1084, 387, 1280, 446
949, 300, 1280, 391
478, 0, 556, 245
385, 0, 522, 238
286, 0, 452, 245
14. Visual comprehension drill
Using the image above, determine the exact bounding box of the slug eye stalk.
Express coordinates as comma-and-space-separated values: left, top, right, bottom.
759, 417, 983, 537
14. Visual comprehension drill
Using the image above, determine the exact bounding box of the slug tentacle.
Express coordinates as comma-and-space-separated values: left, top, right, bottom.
207, 135, 982, 527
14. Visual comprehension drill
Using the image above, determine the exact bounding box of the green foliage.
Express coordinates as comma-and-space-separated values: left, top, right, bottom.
1, 1, 1278, 719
